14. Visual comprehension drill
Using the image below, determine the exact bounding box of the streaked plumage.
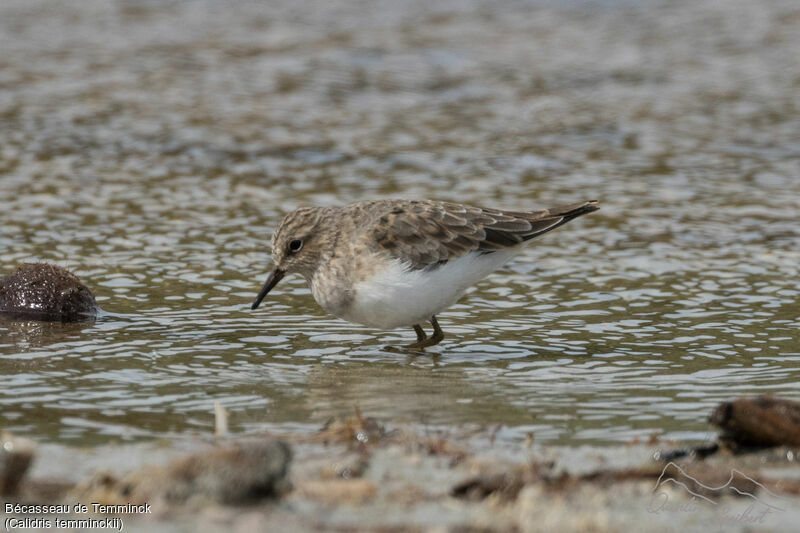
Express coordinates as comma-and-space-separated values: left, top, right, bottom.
252, 199, 599, 349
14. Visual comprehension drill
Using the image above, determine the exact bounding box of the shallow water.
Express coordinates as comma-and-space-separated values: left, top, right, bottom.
0, 0, 798, 448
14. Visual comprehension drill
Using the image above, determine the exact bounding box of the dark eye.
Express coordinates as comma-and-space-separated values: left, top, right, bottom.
288, 239, 303, 253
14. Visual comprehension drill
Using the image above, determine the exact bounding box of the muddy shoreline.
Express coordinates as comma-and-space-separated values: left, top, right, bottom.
4, 402, 800, 532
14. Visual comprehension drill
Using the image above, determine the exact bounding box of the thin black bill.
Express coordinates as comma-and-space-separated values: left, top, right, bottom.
251, 269, 285, 310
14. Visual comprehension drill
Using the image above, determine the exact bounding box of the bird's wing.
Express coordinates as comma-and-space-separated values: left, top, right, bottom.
368, 200, 598, 270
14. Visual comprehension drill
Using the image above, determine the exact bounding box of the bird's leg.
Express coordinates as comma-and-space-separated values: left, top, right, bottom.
405, 324, 428, 349
425, 316, 445, 347
413, 324, 427, 343
407, 316, 445, 349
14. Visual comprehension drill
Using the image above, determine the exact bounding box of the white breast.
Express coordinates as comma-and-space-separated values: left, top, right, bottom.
341, 250, 517, 329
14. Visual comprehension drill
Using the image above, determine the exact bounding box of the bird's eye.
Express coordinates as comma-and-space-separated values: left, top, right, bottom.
288, 239, 303, 253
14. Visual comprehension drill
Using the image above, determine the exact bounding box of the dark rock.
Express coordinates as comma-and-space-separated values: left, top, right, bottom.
710, 396, 800, 448
0, 431, 36, 496
71, 439, 292, 507
0, 263, 98, 322
159, 440, 292, 504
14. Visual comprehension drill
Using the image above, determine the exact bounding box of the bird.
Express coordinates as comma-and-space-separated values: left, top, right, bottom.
251, 199, 599, 349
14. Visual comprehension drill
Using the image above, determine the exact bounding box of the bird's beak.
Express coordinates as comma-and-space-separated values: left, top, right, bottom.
251, 269, 285, 310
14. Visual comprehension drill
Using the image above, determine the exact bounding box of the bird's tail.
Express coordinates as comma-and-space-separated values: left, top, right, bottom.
545, 200, 600, 221
519, 200, 599, 242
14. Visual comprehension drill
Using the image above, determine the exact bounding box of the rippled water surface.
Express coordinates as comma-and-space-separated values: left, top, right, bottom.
1, 0, 798, 447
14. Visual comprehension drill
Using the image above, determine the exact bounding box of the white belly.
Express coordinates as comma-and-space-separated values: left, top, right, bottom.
341, 251, 517, 329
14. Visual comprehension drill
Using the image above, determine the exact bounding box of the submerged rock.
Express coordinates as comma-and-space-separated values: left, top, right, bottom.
0, 263, 98, 322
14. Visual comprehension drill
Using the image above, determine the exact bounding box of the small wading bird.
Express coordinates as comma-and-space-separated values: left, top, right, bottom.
252, 199, 599, 349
